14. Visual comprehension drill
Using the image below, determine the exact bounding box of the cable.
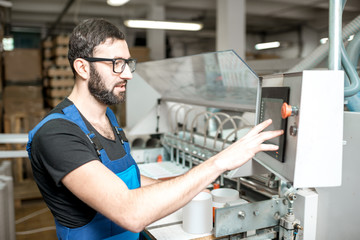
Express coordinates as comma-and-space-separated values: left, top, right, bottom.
167, 103, 182, 133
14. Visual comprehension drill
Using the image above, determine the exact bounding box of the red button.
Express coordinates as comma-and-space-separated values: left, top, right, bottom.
281, 102, 292, 119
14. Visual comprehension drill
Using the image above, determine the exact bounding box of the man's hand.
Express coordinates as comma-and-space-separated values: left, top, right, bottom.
212, 119, 283, 172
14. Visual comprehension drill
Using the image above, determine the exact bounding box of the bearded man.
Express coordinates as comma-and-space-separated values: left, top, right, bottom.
27, 18, 282, 240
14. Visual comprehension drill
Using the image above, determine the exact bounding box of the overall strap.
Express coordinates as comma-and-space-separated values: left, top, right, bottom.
106, 107, 130, 153
27, 113, 70, 159
106, 107, 120, 128
62, 104, 103, 156
62, 104, 91, 134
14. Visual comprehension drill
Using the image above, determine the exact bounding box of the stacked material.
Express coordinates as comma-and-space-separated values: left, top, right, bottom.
42, 35, 73, 108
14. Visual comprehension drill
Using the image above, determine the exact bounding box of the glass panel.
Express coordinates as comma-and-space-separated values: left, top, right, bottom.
135, 50, 259, 112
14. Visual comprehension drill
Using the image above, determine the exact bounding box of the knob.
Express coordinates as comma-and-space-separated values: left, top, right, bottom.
281, 102, 298, 119
289, 125, 298, 136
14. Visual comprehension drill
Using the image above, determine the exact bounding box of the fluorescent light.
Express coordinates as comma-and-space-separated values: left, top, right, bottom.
320, 35, 354, 44
124, 20, 203, 31
320, 37, 328, 44
107, 0, 129, 6
255, 41, 280, 50
2, 37, 14, 51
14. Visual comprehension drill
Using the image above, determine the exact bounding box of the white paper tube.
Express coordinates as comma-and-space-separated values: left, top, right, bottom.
211, 188, 239, 203
182, 192, 213, 234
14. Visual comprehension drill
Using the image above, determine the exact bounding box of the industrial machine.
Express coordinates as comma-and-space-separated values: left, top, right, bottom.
127, 48, 359, 239
127, 4, 360, 238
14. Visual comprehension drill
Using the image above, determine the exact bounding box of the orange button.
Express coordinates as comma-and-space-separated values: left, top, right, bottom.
281, 102, 292, 119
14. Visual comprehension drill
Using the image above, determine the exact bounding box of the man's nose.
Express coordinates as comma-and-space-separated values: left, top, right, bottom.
120, 64, 133, 80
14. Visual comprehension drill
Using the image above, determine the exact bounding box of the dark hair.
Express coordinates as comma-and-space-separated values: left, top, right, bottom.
68, 18, 125, 75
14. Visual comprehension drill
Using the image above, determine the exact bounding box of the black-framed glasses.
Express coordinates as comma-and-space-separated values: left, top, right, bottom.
83, 57, 137, 73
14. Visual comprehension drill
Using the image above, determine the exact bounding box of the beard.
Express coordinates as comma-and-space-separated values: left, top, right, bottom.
88, 64, 126, 105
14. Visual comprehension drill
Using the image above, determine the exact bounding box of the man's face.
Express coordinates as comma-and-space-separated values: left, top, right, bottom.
88, 64, 125, 105
88, 39, 132, 105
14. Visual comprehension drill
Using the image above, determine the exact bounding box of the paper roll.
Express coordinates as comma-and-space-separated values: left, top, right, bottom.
211, 188, 239, 203
182, 192, 213, 234
211, 188, 240, 222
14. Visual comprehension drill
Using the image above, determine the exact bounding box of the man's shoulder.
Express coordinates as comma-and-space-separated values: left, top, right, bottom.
36, 98, 80, 133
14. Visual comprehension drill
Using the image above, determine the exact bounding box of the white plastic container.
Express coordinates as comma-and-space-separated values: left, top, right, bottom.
182, 192, 213, 234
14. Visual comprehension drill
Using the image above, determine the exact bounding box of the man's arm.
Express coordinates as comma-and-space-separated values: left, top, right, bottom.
141, 175, 161, 186
62, 119, 282, 233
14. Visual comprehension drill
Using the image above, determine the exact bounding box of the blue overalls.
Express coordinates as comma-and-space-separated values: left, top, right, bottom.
27, 104, 141, 240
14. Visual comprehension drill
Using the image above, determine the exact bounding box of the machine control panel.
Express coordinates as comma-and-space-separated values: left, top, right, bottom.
227, 71, 343, 188
253, 71, 344, 188
259, 87, 289, 162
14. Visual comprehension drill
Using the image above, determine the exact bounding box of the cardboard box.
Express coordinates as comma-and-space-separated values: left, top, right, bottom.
53, 46, 68, 57
4, 49, 42, 83
53, 35, 70, 46
3, 86, 44, 114
42, 39, 53, 49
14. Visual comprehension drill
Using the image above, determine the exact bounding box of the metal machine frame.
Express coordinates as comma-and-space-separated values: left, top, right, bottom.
130, 51, 350, 240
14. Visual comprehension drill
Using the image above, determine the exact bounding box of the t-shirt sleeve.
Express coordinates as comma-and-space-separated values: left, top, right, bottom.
31, 118, 100, 186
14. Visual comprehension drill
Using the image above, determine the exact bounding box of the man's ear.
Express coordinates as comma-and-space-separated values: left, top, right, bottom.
73, 58, 90, 80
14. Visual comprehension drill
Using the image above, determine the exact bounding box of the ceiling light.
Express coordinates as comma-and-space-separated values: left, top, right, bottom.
2, 36, 14, 51
320, 37, 328, 44
320, 35, 354, 45
255, 41, 280, 50
107, 0, 129, 7
124, 20, 203, 31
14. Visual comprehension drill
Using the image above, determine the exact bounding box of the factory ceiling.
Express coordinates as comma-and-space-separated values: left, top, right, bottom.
6, 0, 360, 39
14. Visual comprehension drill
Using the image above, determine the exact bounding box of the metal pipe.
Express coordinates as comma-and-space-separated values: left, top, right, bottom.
213, 116, 251, 149
167, 103, 182, 133
47, 0, 76, 37
289, 15, 360, 72
174, 105, 190, 134
182, 108, 198, 137
328, 0, 342, 70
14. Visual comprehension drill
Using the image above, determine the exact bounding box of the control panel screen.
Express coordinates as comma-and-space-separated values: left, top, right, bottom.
259, 87, 290, 162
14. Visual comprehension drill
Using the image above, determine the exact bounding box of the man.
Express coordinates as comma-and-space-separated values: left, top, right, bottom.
27, 18, 283, 240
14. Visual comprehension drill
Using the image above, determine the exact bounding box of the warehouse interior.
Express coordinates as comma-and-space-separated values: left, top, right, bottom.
0, 0, 360, 239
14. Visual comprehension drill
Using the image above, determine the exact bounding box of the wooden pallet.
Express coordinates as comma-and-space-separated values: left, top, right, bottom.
3, 111, 47, 207
46, 97, 64, 108
3, 111, 46, 134
53, 35, 70, 46
14, 179, 42, 208
47, 77, 74, 88
52, 46, 68, 57
47, 66, 73, 78
46, 87, 72, 98
55, 56, 70, 67
3, 111, 47, 183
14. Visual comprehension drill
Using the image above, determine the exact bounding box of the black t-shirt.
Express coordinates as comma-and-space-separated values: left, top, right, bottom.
30, 98, 126, 228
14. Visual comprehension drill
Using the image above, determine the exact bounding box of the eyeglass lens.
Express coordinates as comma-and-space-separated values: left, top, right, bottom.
114, 59, 136, 73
